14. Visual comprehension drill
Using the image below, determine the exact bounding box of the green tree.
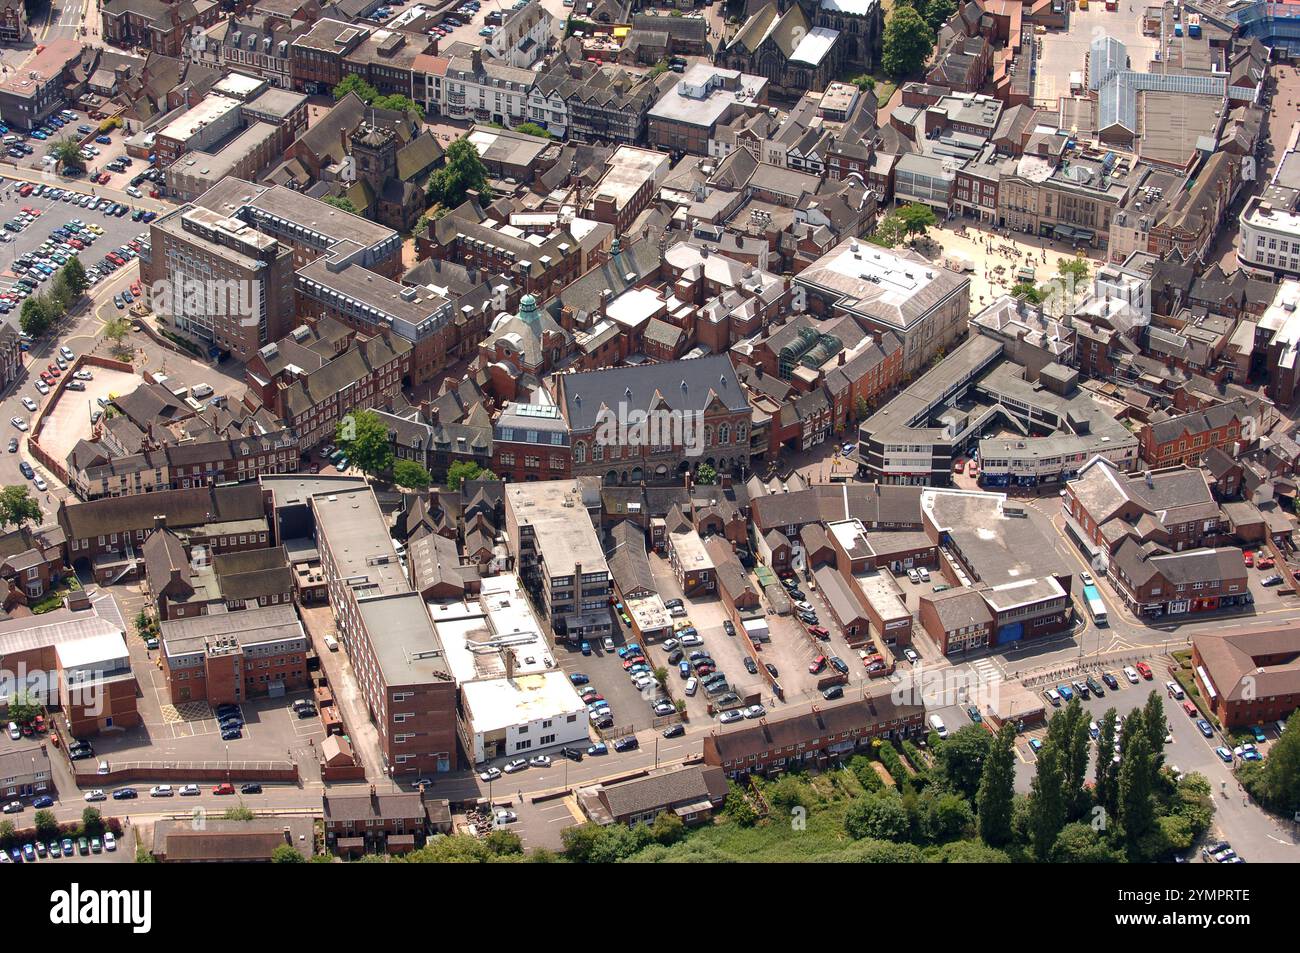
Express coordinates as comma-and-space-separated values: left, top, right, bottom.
20, 296, 51, 338
271, 844, 305, 862
6, 692, 41, 724
651, 810, 684, 845
513, 122, 553, 140
0, 486, 42, 530
103, 316, 133, 358
34, 809, 58, 838
1057, 255, 1091, 287
1118, 713, 1156, 850
1027, 741, 1067, 861
323, 196, 360, 215
1055, 699, 1092, 820
49, 137, 85, 173
63, 257, 88, 295
924, 0, 958, 28
393, 459, 432, 489
895, 202, 937, 244
427, 137, 492, 209
1242, 713, 1300, 813
1051, 822, 1125, 863
1143, 690, 1168, 785
845, 792, 910, 841
695, 463, 717, 485
936, 724, 989, 802
882, 5, 934, 80
482, 829, 523, 856
335, 409, 394, 476
333, 74, 379, 103
918, 789, 975, 842
372, 94, 424, 118
446, 460, 498, 491
977, 721, 1017, 847
81, 807, 105, 837
559, 822, 605, 862
1012, 281, 1045, 303
1094, 707, 1120, 820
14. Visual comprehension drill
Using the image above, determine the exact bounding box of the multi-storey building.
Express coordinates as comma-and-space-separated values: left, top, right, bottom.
1192, 627, 1300, 729
160, 605, 310, 705
314, 485, 458, 777
795, 240, 970, 377
0, 38, 80, 131
1137, 398, 1251, 468
1237, 193, 1300, 280
504, 480, 612, 641
102, 0, 221, 57
646, 64, 768, 156
554, 355, 753, 485
290, 18, 370, 94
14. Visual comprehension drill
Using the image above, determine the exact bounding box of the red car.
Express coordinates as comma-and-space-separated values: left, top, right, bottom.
809, 625, 830, 639
39, 371, 53, 385
46, 363, 61, 377
1136, 661, 1153, 680
17, 184, 32, 196
620, 656, 646, 670
212, 783, 235, 795
1257, 556, 1275, 569
1243, 551, 1254, 567
1182, 701, 1198, 718
809, 655, 827, 675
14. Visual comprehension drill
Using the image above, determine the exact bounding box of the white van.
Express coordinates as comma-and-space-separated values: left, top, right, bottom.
1043, 688, 1062, 707
191, 382, 214, 399
1165, 680, 1185, 700
323, 634, 339, 652
928, 714, 948, 739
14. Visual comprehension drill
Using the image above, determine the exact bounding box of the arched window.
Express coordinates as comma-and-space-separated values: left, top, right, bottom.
592, 443, 604, 462
575, 442, 587, 464
719, 423, 730, 444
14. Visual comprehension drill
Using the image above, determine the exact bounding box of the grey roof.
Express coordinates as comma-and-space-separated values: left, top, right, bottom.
597, 764, 727, 819
557, 354, 747, 433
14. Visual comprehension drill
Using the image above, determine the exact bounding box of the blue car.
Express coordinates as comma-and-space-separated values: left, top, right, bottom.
95, 135, 111, 145
22, 844, 35, 862
1028, 738, 1042, 753
580, 641, 591, 656
1056, 684, 1073, 701
111, 787, 137, 800
32, 795, 53, 808
1252, 725, 1267, 743
587, 742, 608, 756
679, 660, 691, 678
1197, 718, 1214, 738
1215, 746, 1234, 763
569, 673, 589, 686
221, 727, 242, 740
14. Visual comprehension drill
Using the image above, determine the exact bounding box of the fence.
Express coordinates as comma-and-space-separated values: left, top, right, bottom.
74, 760, 299, 785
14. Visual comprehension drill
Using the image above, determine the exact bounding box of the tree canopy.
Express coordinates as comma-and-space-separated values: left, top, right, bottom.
882, 5, 934, 80
335, 409, 394, 476
0, 485, 42, 529
427, 137, 492, 209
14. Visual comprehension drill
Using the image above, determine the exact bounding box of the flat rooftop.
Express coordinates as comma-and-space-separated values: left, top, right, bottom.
157, 96, 243, 143
648, 63, 767, 130
506, 481, 608, 579
921, 489, 1067, 588
591, 146, 670, 212
357, 591, 450, 686
312, 486, 408, 597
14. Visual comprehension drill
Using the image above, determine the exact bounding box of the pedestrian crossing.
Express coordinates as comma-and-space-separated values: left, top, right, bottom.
968, 657, 1003, 686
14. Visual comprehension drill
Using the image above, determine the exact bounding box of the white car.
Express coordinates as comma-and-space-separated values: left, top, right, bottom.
1123, 666, 1141, 684
33, 477, 46, 492
528, 755, 551, 768
34, 380, 49, 395
74, 369, 93, 380
904, 648, 920, 664
179, 784, 201, 796
125, 186, 142, 198
680, 634, 703, 647
104, 832, 116, 852
494, 809, 518, 825
10, 416, 26, 431
149, 784, 174, 797
83, 789, 106, 802
502, 758, 528, 773
479, 767, 501, 782
795, 601, 814, 612
21, 397, 36, 412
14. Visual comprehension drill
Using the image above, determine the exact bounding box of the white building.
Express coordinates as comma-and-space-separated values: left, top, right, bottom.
429, 575, 588, 763
1237, 194, 1300, 281
485, 0, 554, 69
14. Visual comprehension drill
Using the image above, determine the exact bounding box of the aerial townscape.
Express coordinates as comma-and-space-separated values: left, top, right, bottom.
0, 0, 1296, 874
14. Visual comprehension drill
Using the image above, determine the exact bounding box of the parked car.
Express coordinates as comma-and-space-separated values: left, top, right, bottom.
1197, 718, 1215, 738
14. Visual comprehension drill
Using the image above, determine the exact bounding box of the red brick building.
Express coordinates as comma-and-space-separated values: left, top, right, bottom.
159, 605, 310, 706
1192, 627, 1300, 729
702, 694, 925, 778
1138, 399, 1250, 468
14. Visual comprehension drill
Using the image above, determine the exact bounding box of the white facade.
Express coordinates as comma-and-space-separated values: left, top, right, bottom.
1238, 195, 1300, 280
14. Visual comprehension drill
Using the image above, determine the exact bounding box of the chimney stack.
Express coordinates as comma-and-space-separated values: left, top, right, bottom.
154, 515, 167, 530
